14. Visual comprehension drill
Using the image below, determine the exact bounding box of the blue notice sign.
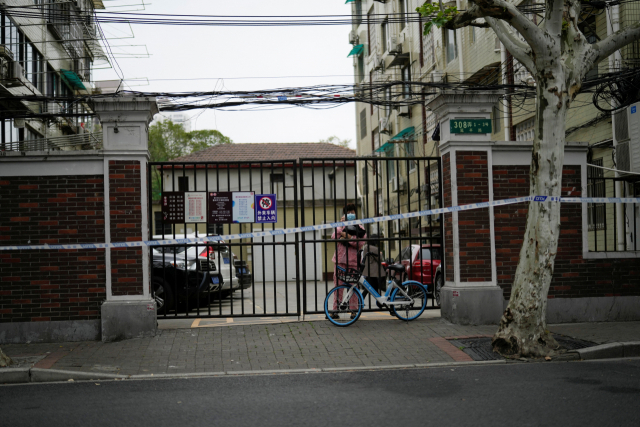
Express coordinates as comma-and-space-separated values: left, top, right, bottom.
632, 106, 637, 114
255, 194, 277, 223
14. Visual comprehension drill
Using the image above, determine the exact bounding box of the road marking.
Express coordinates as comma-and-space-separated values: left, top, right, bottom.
191, 319, 201, 328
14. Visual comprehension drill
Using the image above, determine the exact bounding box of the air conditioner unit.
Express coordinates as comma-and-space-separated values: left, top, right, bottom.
398, 105, 410, 116
379, 117, 391, 135
624, 102, 640, 173
388, 36, 401, 54
395, 177, 407, 193
349, 30, 358, 45
11, 61, 25, 80
390, 176, 398, 192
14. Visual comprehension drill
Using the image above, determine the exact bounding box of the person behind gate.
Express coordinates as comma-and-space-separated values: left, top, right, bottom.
331, 204, 366, 318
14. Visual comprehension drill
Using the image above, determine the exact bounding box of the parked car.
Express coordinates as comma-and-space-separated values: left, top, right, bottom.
394, 244, 442, 296
151, 234, 251, 314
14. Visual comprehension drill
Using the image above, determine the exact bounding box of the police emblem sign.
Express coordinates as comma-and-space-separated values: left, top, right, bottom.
255, 194, 277, 223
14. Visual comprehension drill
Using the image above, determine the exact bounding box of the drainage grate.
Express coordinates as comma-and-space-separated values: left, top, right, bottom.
449, 334, 597, 361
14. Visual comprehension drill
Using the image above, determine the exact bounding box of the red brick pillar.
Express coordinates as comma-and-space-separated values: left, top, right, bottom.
92, 96, 159, 342
427, 91, 504, 325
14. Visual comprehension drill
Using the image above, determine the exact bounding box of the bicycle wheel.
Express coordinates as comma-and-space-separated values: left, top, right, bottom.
390, 282, 427, 321
324, 285, 363, 326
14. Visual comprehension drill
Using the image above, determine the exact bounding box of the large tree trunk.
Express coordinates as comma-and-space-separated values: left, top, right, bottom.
492, 68, 569, 357
0, 347, 12, 367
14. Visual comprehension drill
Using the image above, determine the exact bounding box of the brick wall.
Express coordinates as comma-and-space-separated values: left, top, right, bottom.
493, 165, 640, 299
109, 160, 144, 296
0, 175, 106, 322
443, 153, 454, 282
456, 151, 492, 282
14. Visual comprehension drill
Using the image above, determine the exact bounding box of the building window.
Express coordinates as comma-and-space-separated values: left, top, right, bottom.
357, 54, 364, 82
381, 18, 388, 53
401, 65, 411, 99
516, 118, 535, 141
367, 7, 376, 56
386, 148, 395, 182
587, 159, 605, 231
178, 176, 189, 192
360, 109, 367, 139
445, 29, 457, 63
399, 0, 409, 31
493, 105, 502, 134
405, 141, 416, 171
372, 129, 380, 152
206, 223, 225, 235
154, 211, 172, 236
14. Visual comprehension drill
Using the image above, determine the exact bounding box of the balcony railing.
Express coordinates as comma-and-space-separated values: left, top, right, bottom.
1, 132, 103, 152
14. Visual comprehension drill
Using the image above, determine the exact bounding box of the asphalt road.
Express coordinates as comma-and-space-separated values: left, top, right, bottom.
2, 359, 639, 427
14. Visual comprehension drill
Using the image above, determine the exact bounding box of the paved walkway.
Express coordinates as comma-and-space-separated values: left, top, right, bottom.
2, 315, 639, 377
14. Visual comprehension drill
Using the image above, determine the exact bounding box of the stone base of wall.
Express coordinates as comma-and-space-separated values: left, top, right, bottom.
0, 320, 100, 344
101, 300, 157, 343
547, 296, 640, 323
441, 286, 504, 325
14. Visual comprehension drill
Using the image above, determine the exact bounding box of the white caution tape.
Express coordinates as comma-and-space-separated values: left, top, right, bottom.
1, 195, 639, 251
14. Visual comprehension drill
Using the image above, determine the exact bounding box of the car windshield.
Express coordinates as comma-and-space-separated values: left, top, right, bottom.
419, 248, 441, 261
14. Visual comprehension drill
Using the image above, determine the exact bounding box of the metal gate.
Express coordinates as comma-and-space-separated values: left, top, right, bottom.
299, 156, 443, 315
148, 156, 443, 319
148, 160, 302, 319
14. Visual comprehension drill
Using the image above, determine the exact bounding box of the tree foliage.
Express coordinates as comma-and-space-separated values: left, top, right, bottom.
320, 135, 352, 148
149, 120, 232, 200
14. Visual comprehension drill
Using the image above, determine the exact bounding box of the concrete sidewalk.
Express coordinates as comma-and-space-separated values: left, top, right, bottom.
1, 315, 639, 381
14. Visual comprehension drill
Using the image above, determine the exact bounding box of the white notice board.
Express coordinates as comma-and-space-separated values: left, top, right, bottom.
184, 192, 207, 223
232, 192, 255, 223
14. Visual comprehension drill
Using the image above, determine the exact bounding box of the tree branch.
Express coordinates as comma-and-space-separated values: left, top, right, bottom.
487, 17, 536, 73
588, 23, 640, 71
544, 0, 564, 38
445, 0, 546, 55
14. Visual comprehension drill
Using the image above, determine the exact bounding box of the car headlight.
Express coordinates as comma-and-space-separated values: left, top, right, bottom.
171, 261, 187, 270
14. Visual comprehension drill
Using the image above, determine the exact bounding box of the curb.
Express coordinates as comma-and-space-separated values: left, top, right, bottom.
571, 341, 640, 360
3, 344, 639, 385
1, 360, 507, 384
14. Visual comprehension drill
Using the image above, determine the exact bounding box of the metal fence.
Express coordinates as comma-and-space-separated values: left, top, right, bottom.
587, 167, 639, 252
148, 156, 443, 319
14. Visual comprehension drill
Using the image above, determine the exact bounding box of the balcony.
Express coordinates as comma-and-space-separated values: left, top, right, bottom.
1, 132, 103, 153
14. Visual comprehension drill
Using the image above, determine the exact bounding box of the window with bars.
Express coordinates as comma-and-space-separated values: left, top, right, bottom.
587, 159, 605, 231
360, 109, 367, 139
423, 30, 435, 69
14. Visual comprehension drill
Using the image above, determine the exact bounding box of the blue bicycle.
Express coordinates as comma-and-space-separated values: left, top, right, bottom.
324, 258, 428, 327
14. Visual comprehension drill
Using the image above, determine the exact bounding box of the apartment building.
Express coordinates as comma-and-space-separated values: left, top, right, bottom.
0, 0, 107, 152
348, 0, 640, 254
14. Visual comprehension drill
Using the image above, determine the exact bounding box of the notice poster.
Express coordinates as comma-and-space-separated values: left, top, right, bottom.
232, 192, 255, 223
208, 192, 233, 224
161, 192, 185, 224
184, 192, 207, 223
255, 194, 277, 223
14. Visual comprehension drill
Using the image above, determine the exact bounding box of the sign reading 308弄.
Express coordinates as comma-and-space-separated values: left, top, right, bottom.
450, 119, 492, 134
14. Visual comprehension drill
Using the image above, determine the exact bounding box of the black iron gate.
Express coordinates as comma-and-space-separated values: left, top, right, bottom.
148, 156, 443, 319
299, 156, 443, 315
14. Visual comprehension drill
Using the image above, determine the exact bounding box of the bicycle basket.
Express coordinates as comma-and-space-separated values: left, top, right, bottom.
336, 266, 361, 284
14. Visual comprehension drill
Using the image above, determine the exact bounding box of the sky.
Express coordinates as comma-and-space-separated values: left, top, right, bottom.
94, 0, 358, 148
